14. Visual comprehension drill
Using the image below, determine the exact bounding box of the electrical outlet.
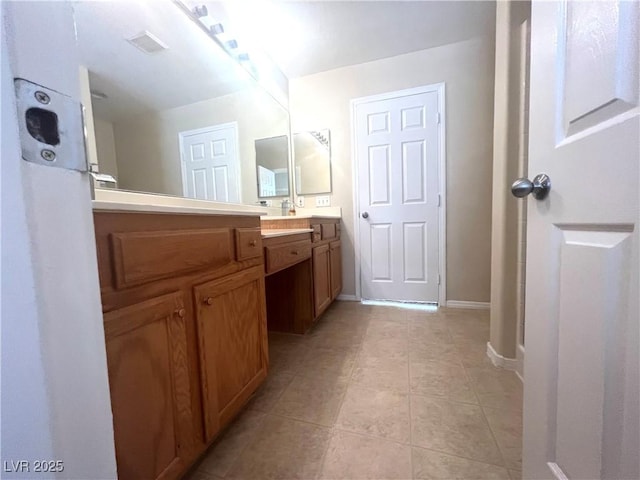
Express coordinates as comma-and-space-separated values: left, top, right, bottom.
297, 196, 305, 208
315, 195, 331, 207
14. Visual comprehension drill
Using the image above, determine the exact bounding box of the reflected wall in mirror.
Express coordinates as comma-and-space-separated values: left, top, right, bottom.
255, 135, 290, 198
293, 130, 332, 195
73, 0, 291, 205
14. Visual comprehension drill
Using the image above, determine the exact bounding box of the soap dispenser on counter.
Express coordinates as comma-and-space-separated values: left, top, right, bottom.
281, 199, 290, 216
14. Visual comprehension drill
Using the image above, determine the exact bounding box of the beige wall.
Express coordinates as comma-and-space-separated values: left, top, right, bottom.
489, 0, 531, 359
112, 87, 289, 205
290, 34, 496, 301
94, 118, 118, 179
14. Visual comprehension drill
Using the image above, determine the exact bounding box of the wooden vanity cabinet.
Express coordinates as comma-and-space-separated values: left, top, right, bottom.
93, 211, 267, 480
313, 243, 332, 317
194, 266, 267, 441
104, 292, 193, 480
330, 240, 342, 300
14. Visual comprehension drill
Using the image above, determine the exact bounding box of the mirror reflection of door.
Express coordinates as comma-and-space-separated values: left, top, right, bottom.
179, 122, 241, 203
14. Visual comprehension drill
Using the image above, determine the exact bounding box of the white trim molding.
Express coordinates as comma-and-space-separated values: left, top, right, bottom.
336, 294, 359, 302
446, 300, 490, 310
351, 83, 447, 305
516, 343, 525, 382
486, 342, 519, 370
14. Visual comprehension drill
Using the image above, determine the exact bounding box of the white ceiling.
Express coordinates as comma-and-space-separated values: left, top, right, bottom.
213, 1, 497, 79
73, 0, 495, 121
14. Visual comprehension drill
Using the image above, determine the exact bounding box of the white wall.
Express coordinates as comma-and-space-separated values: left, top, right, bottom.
290, 34, 496, 302
1, 2, 117, 478
111, 87, 289, 205
94, 118, 119, 179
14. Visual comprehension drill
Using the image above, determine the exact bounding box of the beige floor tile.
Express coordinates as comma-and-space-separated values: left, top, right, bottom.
509, 470, 521, 480
319, 430, 412, 480
411, 395, 503, 465
309, 325, 368, 349
412, 447, 510, 479
457, 343, 494, 368
272, 375, 348, 426
483, 407, 522, 470
351, 357, 409, 393
246, 372, 294, 413
297, 345, 359, 381
409, 341, 462, 366
268, 342, 311, 376
360, 337, 409, 362
335, 384, 410, 443
365, 319, 409, 341
197, 409, 266, 477
466, 366, 523, 412
409, 361, 477, 404
408, 319, 453, 344
367, 306, 408, 323
226, 415, 331, 480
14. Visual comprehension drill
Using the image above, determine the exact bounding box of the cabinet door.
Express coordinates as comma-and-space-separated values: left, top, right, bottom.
313, 244, 332, 318
194, 266, 268, 441
104, 292, 194, 480
330, 240, 342, 300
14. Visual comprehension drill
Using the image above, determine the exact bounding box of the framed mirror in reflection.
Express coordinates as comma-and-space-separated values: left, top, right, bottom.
255, 135, 290, 198
73, 0, 291, 205
293, 130, 332, 195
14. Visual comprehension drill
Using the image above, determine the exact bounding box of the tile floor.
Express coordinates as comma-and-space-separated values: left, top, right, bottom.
186, 301, 523, 480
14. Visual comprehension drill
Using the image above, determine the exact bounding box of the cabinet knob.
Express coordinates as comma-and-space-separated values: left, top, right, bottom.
291, 250, 299, 255
204, 297, 214, 305
175, 308, 186, 318
249, 240, 257, 247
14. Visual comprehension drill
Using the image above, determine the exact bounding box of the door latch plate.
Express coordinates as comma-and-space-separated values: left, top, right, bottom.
14, 78, 88, 172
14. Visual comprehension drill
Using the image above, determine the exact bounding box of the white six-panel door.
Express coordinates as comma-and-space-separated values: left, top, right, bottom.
179, 122, 240, 203
523, 1, 639, 479
355, 87, 441, 303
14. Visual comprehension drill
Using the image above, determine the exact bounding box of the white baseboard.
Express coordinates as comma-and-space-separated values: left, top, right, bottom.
486, 342, 519, 370
446, 300, 490, 310
336, 294, 359, 302
516, 343, 525, 383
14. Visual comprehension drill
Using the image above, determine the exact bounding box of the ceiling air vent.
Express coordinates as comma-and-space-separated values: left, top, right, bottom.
126, 31, 168, 54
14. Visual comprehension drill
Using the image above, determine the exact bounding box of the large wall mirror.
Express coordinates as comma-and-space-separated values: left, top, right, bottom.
73, 0, 291, 205
293, 130, 332, 195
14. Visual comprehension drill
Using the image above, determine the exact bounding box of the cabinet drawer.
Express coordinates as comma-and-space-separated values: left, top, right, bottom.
235, 228, 263, 261
110, 228, 233, 289
265, 240, 312, 274
311, 224, 321, 243
321, 223, 337, 240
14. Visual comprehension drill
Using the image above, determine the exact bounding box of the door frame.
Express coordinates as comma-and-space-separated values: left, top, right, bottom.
178, 121, 242, 202
350, 83, 447, 305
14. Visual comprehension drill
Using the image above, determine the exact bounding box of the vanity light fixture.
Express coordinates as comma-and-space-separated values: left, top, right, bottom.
192, 5, 208, 18
237, 53, 250, 62
225, 39, 238, 49
209, 23, 225, 35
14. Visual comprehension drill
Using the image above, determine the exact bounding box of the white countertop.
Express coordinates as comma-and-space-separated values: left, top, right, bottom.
92, 189, 265, 216
261, 228, 314, 238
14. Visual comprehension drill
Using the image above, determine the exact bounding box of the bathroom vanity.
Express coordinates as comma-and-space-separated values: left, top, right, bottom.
93, 205, 268, 480
261, 216, 342, 334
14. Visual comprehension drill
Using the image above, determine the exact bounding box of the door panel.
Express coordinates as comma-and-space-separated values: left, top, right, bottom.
356, 89, 441, 302
313, 244, 332, 317
523, 1, 638, 478
104, 292, 193, 480
180, 123, 240, 203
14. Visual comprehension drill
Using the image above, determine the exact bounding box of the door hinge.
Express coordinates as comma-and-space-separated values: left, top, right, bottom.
437, 112, 441, 125
437, 194, 441, 207
437, 274, 441, 285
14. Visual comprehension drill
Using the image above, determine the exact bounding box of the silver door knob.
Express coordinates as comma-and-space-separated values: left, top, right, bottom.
361, 212, 369, 219
511, 174, 551, 200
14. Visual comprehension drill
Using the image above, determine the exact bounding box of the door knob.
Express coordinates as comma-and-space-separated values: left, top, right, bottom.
511, 174, 551, 200
361, 212, 369, 219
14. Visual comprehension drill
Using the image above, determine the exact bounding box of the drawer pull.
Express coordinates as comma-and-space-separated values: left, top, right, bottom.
175, 308, 186, 318
204, 297, 214, 305
249, 240, 257, 247
291, 250, 299, 255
